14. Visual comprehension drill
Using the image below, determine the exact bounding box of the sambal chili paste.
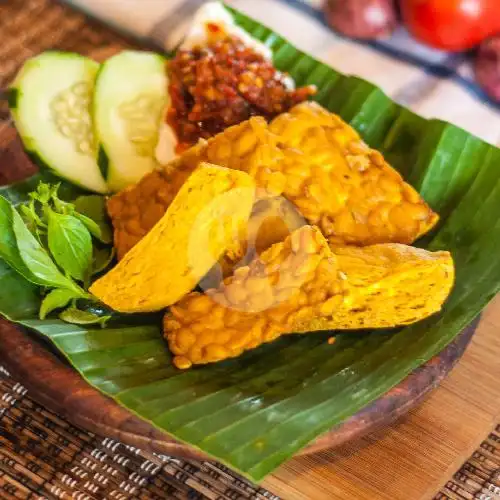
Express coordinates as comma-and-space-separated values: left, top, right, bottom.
166, 33, 316, 151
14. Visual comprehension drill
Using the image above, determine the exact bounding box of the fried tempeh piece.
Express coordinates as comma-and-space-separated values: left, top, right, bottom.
207, 196, 306, 282
269, 102, 439, 246
109, 102, 438, 260
90, 163, 255, 312
164, 226, 454, 369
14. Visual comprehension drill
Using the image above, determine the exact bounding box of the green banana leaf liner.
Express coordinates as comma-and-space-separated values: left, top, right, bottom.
1, 5, 499, 482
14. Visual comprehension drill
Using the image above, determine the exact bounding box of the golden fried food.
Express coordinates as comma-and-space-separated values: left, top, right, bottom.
109, 102, 438, 260
207, 196, 306, 282
269, 102, 439, 246
164, 226, 454, 369
90, 163, 255, 312
248, 197, 306, 256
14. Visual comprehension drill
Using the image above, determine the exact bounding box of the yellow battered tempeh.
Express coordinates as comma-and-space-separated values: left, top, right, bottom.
208, 196, 306, 281
269, 102, 438, 246
90, 163, 256, 312
164, 226, 454, 369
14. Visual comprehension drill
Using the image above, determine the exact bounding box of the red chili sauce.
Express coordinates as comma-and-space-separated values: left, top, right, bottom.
166, 28, 316, 152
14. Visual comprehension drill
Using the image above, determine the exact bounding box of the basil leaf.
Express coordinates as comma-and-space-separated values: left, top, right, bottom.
74, 195, 112, 244
10, 201, 81, 292
73, 195, 106, 220
39, 288, 79, 319
19, 204, 46, 247
50, 191, 75, 215
92, 247, 116, 275
74, 212, 110, 243
29, 182, 54, 205
47, 210, 93, 282
59, 307, 111, 327
20, 201, 44, 231
0, 196, 39, 283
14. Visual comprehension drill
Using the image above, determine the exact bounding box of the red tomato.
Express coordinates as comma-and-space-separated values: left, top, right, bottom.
400, 0, 500, 51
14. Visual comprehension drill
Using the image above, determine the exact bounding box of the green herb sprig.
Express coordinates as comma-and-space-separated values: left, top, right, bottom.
0, 182, 114, 323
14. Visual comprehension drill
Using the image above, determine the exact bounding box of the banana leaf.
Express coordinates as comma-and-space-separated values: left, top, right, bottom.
1, 5, 500, 482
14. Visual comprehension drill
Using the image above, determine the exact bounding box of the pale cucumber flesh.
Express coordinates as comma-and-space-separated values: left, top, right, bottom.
9, 51, 108, 194
93, 51, 168, 192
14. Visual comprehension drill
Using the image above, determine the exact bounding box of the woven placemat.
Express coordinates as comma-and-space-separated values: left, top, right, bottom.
435, 427, 500, 500
0, 366, 279, 500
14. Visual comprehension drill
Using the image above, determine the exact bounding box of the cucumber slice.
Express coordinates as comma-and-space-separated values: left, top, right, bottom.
9, 52, 108, 194
93, 51, 168, 192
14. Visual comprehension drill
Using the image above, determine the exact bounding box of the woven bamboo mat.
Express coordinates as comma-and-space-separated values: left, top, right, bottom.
0, 0, 500, 498
0, 366, 279, 500
436, 431, 500, 500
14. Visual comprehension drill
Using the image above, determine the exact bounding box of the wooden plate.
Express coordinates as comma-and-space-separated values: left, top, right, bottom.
0, 125, 477, 461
